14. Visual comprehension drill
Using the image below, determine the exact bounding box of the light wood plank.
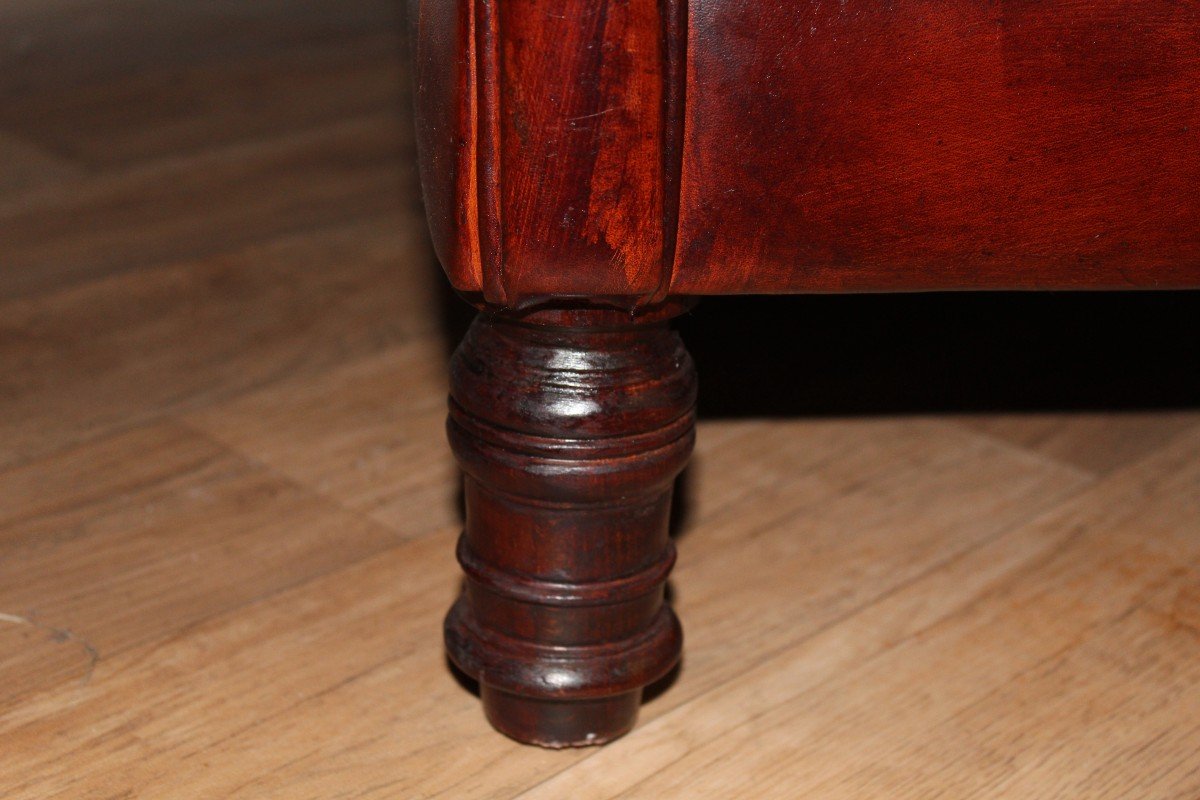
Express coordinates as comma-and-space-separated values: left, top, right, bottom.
0, 536, 497, 800
623, 418, 1092, 707
0, 218, 438, 470
0, 114, 414, 298
959, 411, 1200, 477
0, 421, 403, 705
186, 338, 458, 539
0, 1, 397, 98
0, 34, 407, 168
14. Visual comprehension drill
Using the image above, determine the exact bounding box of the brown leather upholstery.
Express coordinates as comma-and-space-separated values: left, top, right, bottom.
411, 0, 1200, 308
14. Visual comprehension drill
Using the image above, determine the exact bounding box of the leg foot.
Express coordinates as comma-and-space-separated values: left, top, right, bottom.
444, 306, 695, 747
481, 686, 642, 748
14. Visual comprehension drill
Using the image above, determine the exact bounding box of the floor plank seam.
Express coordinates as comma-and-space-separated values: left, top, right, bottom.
174, 414, 446, 545
937, 417, 1101, 480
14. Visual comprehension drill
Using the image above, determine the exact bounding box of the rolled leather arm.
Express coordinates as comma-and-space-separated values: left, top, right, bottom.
411, 0, 1200, 307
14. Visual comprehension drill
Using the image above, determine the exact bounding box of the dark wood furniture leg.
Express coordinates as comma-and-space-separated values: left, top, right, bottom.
443, 305, 695, 747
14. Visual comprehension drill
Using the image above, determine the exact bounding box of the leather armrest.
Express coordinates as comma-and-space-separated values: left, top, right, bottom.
410, 0, 681, 308
411, 0, 1200, 307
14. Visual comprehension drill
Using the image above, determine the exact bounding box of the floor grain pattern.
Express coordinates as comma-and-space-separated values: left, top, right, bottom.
1, 3, 1197, 798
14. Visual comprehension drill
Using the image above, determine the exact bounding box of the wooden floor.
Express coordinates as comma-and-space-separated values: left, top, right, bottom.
3, 4, 1200, 798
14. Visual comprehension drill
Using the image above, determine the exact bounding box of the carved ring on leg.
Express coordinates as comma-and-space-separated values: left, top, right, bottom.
444, 305, 696, 747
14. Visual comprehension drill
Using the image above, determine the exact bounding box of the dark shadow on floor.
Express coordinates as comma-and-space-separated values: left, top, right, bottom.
676, 291, 1200, 418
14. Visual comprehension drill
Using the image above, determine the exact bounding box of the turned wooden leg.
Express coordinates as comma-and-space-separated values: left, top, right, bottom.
443, 305, 696, 747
